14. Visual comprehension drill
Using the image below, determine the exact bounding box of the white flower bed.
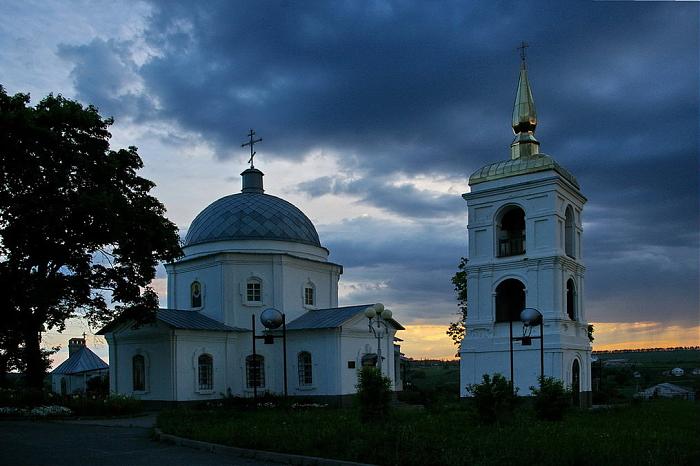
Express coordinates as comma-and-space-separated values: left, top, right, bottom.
0, 405, 73, 417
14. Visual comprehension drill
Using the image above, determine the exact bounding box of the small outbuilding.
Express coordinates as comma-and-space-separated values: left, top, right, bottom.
637, 382, 694, 401
671, 367, 685, 377
51, 338, 109, 395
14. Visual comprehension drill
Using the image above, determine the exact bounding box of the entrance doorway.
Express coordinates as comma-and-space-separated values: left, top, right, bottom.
572, 359, 580, 406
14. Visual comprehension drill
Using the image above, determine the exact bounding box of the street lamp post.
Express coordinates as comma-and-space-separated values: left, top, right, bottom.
251, 308, 288, 402
364, 303, 393, 374
508, 307, 544, 394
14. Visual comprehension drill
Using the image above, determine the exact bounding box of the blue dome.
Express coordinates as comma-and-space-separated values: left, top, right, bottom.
184, 192, 321, 248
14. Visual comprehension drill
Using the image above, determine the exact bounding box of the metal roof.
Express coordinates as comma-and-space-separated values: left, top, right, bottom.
156, 309, 249, 331
287, 304, 405, 331
184, 192, 321, 248
98, 309, 249, 334
469, 153, 579, 189
51, 346, 108, 375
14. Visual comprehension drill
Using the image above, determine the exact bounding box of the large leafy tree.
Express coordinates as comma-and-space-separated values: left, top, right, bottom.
0, 87, 182, 388
446, 257, 468, 346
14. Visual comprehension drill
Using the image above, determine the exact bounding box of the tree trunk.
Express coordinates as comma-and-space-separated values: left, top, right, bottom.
22, 326, 45, 389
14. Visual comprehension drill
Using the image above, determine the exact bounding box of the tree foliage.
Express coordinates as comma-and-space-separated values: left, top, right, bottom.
446, 257, 468, 346
0, 86, 182, 387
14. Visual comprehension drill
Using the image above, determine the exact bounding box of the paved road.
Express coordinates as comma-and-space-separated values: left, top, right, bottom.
0, 420, 270, 466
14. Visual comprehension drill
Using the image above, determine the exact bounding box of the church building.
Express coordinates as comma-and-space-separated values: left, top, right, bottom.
99, 147, 403, 402
460, 53, 592, 405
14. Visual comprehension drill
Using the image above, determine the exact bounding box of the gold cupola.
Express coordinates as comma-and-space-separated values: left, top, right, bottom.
510, 50, 540, 159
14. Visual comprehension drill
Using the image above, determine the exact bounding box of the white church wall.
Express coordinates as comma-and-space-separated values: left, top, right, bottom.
279, 256, 340, 316
107, 325, 173, 400
286, 330, 342, 396
339, 315, 399, 393
172, 330, 231, 401
168, 259, 224, 322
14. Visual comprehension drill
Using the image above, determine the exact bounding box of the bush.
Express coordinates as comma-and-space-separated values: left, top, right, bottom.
62, 394, 142, 416
86, 374, 109, 395
356, 366, 392, 421
465, 373, 518, 424
530, 376, 571, 421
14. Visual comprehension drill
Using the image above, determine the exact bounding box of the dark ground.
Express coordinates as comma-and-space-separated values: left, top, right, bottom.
0, 420, 267, 466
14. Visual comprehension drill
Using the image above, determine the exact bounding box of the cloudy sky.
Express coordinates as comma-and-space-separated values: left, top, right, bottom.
2, 0, 698, 364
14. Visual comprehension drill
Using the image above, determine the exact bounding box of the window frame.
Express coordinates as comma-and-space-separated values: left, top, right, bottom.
132, 354, 146, 392
245, 278, 262, 305
197, 354, 214, 392
245, 354, 265, 389
297, 351, 313, 388
303, 283, 315, 307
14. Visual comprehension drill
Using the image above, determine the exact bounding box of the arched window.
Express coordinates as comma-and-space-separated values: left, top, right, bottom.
132, 355, 145, 391
565, 206, 575, 258
198, 354, 213, 390
191, 281, 202, 308
304, 283, 315, 306
298, 351, 313, 386
246, 278, 262, 303
566, 279, 576, 320
495, 279, 525, 322
497, 206, 526, 257
246, 354, 265, 388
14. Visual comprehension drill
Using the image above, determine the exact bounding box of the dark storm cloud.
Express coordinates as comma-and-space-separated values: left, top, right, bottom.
59, 0, 699, 326
297, 174, 465, 219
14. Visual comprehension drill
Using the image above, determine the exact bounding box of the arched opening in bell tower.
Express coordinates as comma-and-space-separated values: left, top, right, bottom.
495, 278, 525, 322
565, 206, 575, 258
566, 278, 576, 320
496, 206, 526, 257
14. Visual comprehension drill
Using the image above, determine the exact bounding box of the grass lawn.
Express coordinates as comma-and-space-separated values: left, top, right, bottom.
157, 400, 699, 466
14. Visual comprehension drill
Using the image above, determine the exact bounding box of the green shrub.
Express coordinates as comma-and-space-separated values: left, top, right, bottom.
63, 394, 142, 416
465, 373, 518, 424
530, 376, 571, 421
356, 366, 392, 421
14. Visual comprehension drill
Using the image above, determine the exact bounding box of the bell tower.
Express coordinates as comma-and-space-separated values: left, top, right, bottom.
459, 50, 592, 405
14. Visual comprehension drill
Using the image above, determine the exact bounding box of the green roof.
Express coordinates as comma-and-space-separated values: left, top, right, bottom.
469, 153, 579, 189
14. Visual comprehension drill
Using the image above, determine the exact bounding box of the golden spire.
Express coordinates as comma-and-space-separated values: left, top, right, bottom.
510, 41, 540, 159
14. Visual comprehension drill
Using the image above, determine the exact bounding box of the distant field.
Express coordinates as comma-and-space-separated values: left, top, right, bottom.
594, 349, 700, 365
404, 349, 700, 400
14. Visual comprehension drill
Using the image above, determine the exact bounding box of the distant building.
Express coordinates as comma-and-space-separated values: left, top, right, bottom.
637, 383, 694, 401
51, 338, 108, 395
691, 368, 700, 375
671, 367, 685, 377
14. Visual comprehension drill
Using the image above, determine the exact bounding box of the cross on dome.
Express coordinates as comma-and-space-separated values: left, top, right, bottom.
241, 129, 262, 169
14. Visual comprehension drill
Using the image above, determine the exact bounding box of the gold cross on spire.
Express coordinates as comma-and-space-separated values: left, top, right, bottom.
517, 41, 529, 68
241, 129, 263, 169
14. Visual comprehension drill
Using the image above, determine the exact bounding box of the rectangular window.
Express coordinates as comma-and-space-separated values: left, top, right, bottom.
247, 282, 261, 302
246, 355, 265, 388
298, 352, 313, 386
198, 355, 213, 390
132, 355, 145, 391
304, 287, 314, 306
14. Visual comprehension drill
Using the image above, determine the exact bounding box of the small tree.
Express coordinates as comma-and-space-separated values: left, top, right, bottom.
530, 376, 572, 421
446, 257, 468, 346
356, 366, 392, 421
466, 373, 518, 424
